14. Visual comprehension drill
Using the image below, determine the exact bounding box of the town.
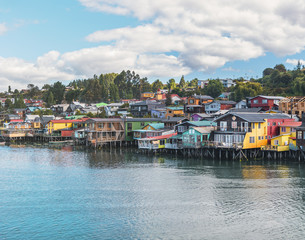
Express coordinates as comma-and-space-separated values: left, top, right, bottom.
1, 72, 305, 161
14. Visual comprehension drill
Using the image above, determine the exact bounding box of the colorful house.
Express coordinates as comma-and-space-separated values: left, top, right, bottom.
133, 123, 165, 139
47, 119, 80, 134
249, 95, 284, 111
125, 118, 162, 141
175, 121, 216, 135
182, 126, 215, 148
141, 92, 155, 100
165, 107, 184, 119
214, 113, 293, 149
138, 132, 177, 150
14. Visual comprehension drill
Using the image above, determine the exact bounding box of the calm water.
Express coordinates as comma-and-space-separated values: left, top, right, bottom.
1, 145, 305, 240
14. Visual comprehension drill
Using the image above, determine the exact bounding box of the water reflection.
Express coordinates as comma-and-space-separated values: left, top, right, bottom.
1, 145, 305, 239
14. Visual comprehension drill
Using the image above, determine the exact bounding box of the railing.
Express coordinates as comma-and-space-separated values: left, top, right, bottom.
183, 142, 202, 148
214, 126, 252, 133
204, 141, 243, 149
261, 145, 289, 152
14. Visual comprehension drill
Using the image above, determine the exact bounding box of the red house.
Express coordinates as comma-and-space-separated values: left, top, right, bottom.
250, 95, 284, 111
266, 118, 296, 140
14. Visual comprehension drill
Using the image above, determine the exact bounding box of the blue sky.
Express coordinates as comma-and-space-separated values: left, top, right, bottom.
0, 0, 305, 91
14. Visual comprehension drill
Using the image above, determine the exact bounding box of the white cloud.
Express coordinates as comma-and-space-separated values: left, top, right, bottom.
0, 23, 7, 35
286, 59, 305, 66
222, 67, 240, 72
80, 0, 305, 74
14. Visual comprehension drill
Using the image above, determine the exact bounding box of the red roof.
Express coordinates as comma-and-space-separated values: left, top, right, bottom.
148, 132, 177, 140
10, 119, 23, 122
289, 137, 296, 140
280, 122, 302, 127
49, 119, 82, 123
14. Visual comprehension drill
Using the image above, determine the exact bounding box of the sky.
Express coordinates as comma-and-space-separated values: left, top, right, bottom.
1, 0, 305, 91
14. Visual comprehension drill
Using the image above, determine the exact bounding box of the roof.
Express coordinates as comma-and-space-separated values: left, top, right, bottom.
131, 100, 163, 106
162, 117, 188, 123
280, 121, 302, 127
125, 118, 161, 122
229, 108, 262, 113
138, 132, 177, 141
188, 121, 217, 127
215, 113, 292, 123
191, 113, 211, 118
95, 102, 108, 107
86, 118, 124, 123
49, 119, 84, 123
10, 119, 23, 123
215, 100, 236, 105
193, 95, 214, 100
190, 126, 215, 134
252, 95, 285, 100
146, 123, 164, 130
167, 107, 184, 110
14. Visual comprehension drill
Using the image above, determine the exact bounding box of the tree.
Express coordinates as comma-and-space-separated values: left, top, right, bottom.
189, 78, 198, 88
167, 79, 176, 93
274, 64, 286, 72
179, 75, 186, 89
14, 95, 26, 108
46, 91, 55, 107
165, 93, 172, 106
263, 68, 274, 77
151, 79, 163, 92
109, 84, 120, 102
8, 86, 11, 93
50, 81, 66, 104
203, 80, 224, 98
5, 98, 13, 109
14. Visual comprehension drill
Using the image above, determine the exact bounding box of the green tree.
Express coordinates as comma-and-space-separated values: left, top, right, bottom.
167, 79, 176, 93
179, 75, 186, 89
44, 91, 55, 107
151, 79, 163, 92
14, 95, 26, 108
203, 80, 224, 98
50, 81, 66, 104
165, 93, 172, 106
4, 98, 13, 109
274, 64, 286, 72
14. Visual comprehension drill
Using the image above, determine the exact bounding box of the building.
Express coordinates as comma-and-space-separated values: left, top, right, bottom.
138, 133, 177, 150
141, 92, 155, 100
130, 100, 165, 117
182, 126, 215, 148
191, 113, 211, 121
204, 101, 236, 114
184, 95, 214, 118
249, 95, 285, 111
235, 100, 248, 109
279, 97, 305, 119
151, 108, 166, 118
198, 79, 236, 89
213, 113, 293, 149
165, 107, 184, 119
86, 118, 125, 147
125, 118, 161, 141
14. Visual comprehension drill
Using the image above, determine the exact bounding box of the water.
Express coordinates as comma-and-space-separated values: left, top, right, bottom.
1, 145, 305, 240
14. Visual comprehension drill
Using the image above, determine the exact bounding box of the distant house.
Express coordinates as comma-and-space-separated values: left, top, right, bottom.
51, 104, 69, 115
165, 107, 184, 119
141, 92, 155, 100
184, 95, 214, 118
130, 100, 165, 117
151, 108, 166, 118
205, 101, 236, 114
191, 113, 211, 121
235, 100, 247, 109
249, 95, 285, 111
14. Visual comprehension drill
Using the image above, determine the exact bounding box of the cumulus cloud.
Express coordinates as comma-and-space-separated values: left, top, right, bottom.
286, 59, 305, 66
80, 0, 305, 69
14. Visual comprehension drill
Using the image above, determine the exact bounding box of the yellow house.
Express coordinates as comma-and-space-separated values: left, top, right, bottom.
165, 107, 184, 118
47, 120, 75, 134
243, 121, 268, 149
141, 92, 154, 100
261, 134, 290, 152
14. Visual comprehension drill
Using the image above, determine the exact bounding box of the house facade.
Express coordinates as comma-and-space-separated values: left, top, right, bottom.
250, 95, 284, 111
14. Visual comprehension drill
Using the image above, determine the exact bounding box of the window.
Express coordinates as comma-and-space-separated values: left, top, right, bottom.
258, 123, 261, 129
274, 140, 279, 145
249, 136, 255, 143
252, 123, 255, 129
98, 123, 104, 129
108, 123, 111, 128
253, 100, 258, 104
141, 122, 145, 127
190, 99, 194, 104
262, 99, 268, 104
258, 136, 260, 140
272, 122, 276, 126
178, 126, 186, 133
268, 122, 270, 126
127, 123, 132, 131
298, 131, 302, 139
231, 121, 237, 128
281, 127, 286, 132
160, 140, 165, 145
265, 136, 267, 139
220, 121, 227, 131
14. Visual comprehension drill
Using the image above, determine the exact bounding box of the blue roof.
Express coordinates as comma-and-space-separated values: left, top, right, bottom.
187, 121, 216, 127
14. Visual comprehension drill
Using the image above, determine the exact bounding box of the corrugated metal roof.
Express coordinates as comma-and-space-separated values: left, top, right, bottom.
216, 113, 291, 122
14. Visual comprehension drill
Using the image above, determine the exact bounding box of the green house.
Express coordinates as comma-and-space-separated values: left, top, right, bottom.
182, 126, 215, 148
124, 118, 162, 141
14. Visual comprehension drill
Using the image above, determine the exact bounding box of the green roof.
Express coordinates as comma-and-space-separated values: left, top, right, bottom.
167, 107, 184, 110
169, 134, 182, 139
96, 102, 108, 107
146, 123, 164, 130
65, 115, 86, 119
188, 121, 216, 127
